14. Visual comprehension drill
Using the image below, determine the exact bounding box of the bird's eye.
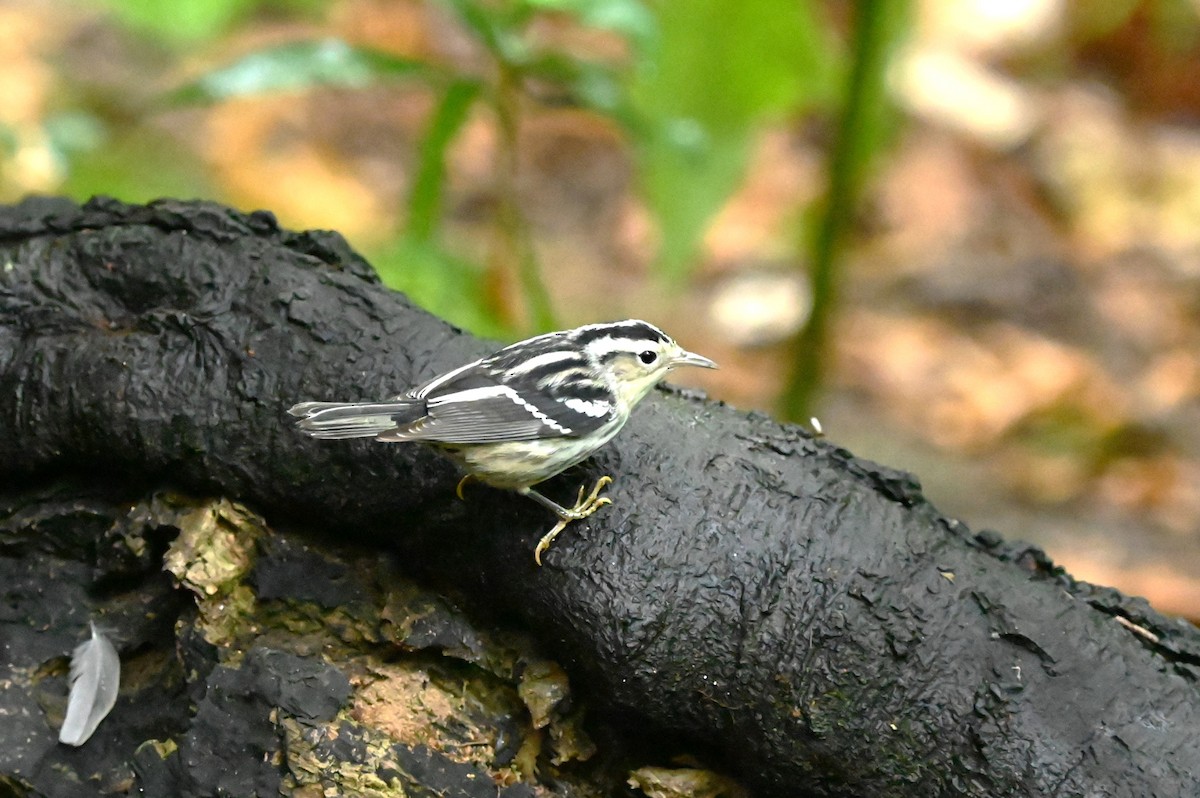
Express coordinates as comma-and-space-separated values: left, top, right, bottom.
638, 350, 657, 365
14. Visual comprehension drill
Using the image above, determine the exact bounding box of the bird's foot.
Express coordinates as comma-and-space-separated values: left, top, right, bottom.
533, 476, 613, 566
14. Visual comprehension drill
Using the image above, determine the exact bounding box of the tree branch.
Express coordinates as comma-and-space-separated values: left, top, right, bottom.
2, 196, 1198, 797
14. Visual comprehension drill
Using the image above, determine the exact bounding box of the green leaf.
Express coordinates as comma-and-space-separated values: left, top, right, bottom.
440, 0, 530, 64
103, 0, 255, 43
102, 0, 328, 44
524, 0, 656, 48
630, 0, 834, 131
408, 80, 483, 242
166, 39, 436, 105
522, 54, 629, 117
61, 127, 216, 204
43, 112, 107, 158
627, 0, 837, 279
640, 127, 751, 281
370, 236, 508, 339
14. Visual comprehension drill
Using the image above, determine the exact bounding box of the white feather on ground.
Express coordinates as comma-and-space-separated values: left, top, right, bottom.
58, 622, 120, 746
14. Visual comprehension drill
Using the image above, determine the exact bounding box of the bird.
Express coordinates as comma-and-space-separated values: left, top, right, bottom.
288, 319, 716, 564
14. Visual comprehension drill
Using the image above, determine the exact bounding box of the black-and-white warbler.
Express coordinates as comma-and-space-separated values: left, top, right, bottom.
289, 320, 716, 564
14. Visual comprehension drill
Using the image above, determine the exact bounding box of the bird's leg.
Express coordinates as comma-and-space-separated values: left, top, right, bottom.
521, 476, 613, 565
456, 474, 474, 500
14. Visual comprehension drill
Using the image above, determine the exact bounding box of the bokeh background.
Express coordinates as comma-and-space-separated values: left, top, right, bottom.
4, 0, 1200, 621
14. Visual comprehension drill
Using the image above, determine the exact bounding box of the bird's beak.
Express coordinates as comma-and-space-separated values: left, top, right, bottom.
671, 349, 718, 370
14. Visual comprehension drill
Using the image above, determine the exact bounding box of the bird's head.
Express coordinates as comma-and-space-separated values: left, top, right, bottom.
577, 319, 717, 407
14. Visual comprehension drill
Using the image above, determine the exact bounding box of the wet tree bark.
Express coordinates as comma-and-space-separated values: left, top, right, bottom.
2, 196, 1199, 797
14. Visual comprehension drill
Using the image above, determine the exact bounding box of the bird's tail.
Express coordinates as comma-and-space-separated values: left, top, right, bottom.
288, 400, 422, 440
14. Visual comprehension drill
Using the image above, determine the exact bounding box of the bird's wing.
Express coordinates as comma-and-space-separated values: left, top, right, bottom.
386, 358, 617, 444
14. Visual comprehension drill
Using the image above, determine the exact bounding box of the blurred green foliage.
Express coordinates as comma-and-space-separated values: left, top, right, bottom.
25, 0, 912, 408
102, 0, 328, 44
166, 39, 434, 102
371, 236, 506, 338
626, 0, 837, 281
784, 1, 910, 420
62, 127, 218, 204
406, 79, 481, 243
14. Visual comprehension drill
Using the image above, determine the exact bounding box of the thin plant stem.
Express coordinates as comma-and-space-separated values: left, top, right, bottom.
781, 0, 897, 420
488, 62, 557, 333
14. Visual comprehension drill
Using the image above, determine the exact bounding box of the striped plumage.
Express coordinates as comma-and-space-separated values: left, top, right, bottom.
289, 320, 716, 563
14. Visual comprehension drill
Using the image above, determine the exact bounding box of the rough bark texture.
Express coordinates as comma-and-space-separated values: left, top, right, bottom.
1, 484, 605, 797
2, 196, 1199, 797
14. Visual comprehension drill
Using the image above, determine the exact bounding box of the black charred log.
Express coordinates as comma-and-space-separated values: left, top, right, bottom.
2, 196, 1199, 797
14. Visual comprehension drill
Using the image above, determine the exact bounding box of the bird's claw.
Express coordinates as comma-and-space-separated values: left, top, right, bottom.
534, 476, 613, 566
534, 519, 569, 567
567, 475, 612, 517
456, 474, 473, 500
